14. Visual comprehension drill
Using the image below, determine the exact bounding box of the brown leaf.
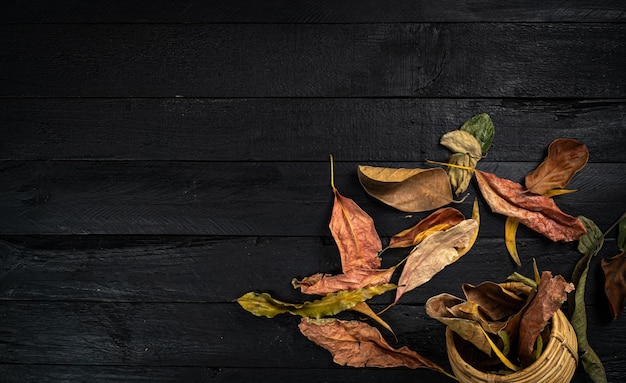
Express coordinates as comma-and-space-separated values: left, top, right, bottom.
292, 267, 396, 296
388, 207, 465, 248
462, 281, 527, 321
298, 318, 451, 375
329, 187, 382, 272
358, 165, 455, 212
395, 219, 478, 303
475, 170, 586, 242
517, 271, 574, 361
448, 300, 507, 334
425, 293, 493, 355
525, 138, 589, 195
601, 250, 626, 320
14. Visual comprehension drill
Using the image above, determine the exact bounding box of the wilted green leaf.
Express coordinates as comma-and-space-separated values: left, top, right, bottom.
569, 216, 607, 383
460, 113, 495, 154
237, 284, 396, 319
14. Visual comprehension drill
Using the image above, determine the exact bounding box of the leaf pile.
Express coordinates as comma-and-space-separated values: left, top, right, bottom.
427, 271, 574, 372
237, 157, 479, 377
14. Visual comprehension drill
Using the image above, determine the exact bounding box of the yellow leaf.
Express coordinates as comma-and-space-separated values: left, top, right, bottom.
457, 198, 480, 257
505, 216, 521, 266
543, 188, 577, 197
351, 302, 395, 337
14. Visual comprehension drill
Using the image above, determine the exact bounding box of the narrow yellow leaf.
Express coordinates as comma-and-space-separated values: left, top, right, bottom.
412, 223, 452, 246
479, 326, 521, 371
351, 302, 395, 337
543, 188, 577, 197
533, 258, 541, 285
505, 216, 521, 266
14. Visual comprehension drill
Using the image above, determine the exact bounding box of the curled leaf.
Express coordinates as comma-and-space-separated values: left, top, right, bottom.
505, 217, 521, 266
388, 207, 465, 248
446, 152, 476, 195
524, 138, 589, 196
298, 318, 454, 378
358, 165, 455, 213
462, 281, 526, 321
601, 250, 626, 320
236, 283, 396, 319
475, 170, 586, 242
395, 219, 478, 303
517, 271, 574, 362
292, 267, 396, 296
460, 112, 495, 154
440, 130, 483, 160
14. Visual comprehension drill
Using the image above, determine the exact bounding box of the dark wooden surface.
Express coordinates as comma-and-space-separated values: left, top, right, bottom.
1, 2, 626, 382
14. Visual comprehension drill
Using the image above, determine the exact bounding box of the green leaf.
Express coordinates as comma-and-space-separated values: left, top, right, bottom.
237, 284, 396, 319
569, 216, 607, 383
618, 215, 626, 251
460, 113, 495, 154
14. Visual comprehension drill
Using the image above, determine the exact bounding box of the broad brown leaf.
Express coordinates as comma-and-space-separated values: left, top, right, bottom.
517, 271, 574, 361
475, 170, 586, 242
329, 187, 382, 272
292, 267, 396, 296
601, 250, 626, 320
358, 165, 455, 212
525, 138, 589, 195
395, 219, 478, 303
388, 207, 465, 248
462, 281, 527, 321
299, 318, 452, 376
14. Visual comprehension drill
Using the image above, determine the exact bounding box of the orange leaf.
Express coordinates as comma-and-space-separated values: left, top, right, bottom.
292, 267, 396, 296
388, 207, 465, 248
524, 138, 589, 195
475, 170, 586, 242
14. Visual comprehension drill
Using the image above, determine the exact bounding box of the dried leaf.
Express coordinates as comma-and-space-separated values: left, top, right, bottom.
351, 302, 395, 336
329, 186, 382, 272
462, 281, 526, 321
517, 271, 574, 362
460, 112, 495, 154
525, 138, 589, 196
570, 216, 607, 383
446, 152, 477, 195
601, 250, 626, 320
298, 318, 453, 377
236, 284, 396, 319
505, 217, 521, 266
448, 300, 507, 334
292, 267, 396, 296
426, 293, 493, 355
395, 219, 478, 303
457, 198, 480, 257
440, 130, 483, 160
358, 165, 455, 212
388, 207, 465, 248
475, 170, 586, 242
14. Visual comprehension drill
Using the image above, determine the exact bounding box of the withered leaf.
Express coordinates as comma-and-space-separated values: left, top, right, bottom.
395, 219, 478, 303
426, 293, 493, 355
448, 300, 507, 335
462, 282, 526, 321
525, 138, 589, 196
446, 152, 477, 195
388, 207, 465, 248
236, 283, 396, 319
517, 271, 574, 361
329, 186, 382, 272
298, 318, 452, 376
601, 250, 626, 320
475, 170, 586, 242
440, 130, 483, 160
358, 165, 455, 212
292, 267, 396, 296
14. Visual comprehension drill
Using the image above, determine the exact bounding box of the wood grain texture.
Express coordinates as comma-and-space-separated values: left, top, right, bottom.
2, 24, 624, 97
2, 98, 624, 162
1, 161, 623, 236
1, 236, 617, 305
1, 0, 625, 23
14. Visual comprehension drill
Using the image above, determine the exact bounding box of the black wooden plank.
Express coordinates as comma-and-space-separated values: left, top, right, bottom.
0, 365, 619, 383
2, 236, 618, 305
2, 98, 625, 162
1, 302, 624, 377
2, 24, 624, 98
1, 0, 625, 23
1, 161, 624, 236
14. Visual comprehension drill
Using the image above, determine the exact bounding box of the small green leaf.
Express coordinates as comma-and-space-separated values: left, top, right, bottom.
460, 113, 495, 154
569, 216, 607, 383
237, 284, 396, 319
618, 215, 626, 251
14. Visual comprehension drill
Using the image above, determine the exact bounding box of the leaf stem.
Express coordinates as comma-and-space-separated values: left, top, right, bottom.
426, 159, 476, 172
329, 154, 336, 191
